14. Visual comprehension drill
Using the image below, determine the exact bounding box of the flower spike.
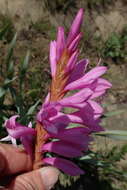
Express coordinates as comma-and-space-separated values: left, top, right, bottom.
2, 9, 112, 176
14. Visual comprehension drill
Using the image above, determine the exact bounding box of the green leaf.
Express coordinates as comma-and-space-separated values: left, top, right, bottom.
95, 130, 127, 140
0, 24, 9, 40
21, 51, 30, 72
104, 110, 125, 117
19, 51, 30, 91
7, 61, 14, 78
26, 100, 40, 115
4, 77, 17, 86
0, 87, 6, 98
5, 33, 17, 68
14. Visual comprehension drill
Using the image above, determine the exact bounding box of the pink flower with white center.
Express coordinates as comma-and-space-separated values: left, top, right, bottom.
2, 9, 112, 176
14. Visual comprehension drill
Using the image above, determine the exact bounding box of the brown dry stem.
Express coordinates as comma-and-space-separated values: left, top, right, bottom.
33, 123, 47, 170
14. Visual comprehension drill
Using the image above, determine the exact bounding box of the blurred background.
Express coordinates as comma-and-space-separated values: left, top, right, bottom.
0, 0, 127, 189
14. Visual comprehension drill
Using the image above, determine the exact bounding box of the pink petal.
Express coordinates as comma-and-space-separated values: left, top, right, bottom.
56, 27, 65, 61
66, 51, 78, 72
90, 90, 105, 99
21, 136, 34, 157
37, 105, 58, 123
58, 88, 92, 107
68, 59, 89, 83
0, 135, 17, 146
48, 128, 91, 149
66, 110, 102, 132
43, 157, 84, 176
67, 8, 84, 46
42, 141, 83, 158
0, 135, 11, 141
43, 93, 50, 107
65, 66, 107, 90
88, 100, 103, 119
5, 115, 19, 129
68, 33, 82, 52
93, 78, 112, 92
7, 127, 36, 139
49, 41, 57, 77
44, 120, 59, 135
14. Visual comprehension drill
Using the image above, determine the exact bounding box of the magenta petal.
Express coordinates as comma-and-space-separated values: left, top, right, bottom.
65, 66, 107, 90
49, 128, 91, 149
67, 8, 84, 45
58, 88, 92, 107
66, 51, 78, 72
44, 120, 59, 135
43, 93, 50, 107
88, 100, 103, 119
43, 157, 84, 176
50, 41, 57, 77
37, 104, 58, 123
56, 27, 65, 61
5, 115, 19, 129
68, 59, 89, 83
21, 136, 34, 157
93, 78, 112, 93
90, 90, 105, 99
7, 127, 36, 139
42, 141, 83, 158
68, 33, 82, 52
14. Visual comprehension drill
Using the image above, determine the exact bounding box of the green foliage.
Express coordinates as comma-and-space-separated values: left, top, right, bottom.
32, 20, 56, 40
0, 31, 40, 136
96, 130, 127, 141
102, 29, 127, 61
0, 14, 14, 42
86, 0, 113, 9
43, 0, 76, 14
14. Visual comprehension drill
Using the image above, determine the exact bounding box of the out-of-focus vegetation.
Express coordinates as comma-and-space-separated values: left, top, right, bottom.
0, 30, 41, 135
102, 27, 127, 62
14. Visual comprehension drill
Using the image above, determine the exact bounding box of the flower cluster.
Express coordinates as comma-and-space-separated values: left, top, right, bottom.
1, 9, 111, 176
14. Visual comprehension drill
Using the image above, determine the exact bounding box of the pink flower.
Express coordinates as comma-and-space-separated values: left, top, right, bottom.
1, 115, 36, 156
37, 8, 111, 175
2, 9, 112, 176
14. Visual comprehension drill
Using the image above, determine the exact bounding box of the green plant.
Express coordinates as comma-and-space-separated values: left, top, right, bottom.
0, 14, 15, 42
102, 30, 127, 61
31, 20, 56, 40
0, 32, 40, 137
43, 0, 76, 14
86, 0, 113, 9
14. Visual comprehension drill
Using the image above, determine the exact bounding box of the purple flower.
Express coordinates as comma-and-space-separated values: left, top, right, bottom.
37, 8, 111, 175
2, 9, 112, 176
1, 115, 36, 157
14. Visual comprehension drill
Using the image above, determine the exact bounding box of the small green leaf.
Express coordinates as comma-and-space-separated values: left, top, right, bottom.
104, 110, 125, 117
0, 87, 6, 98
26, 100, 40, 115
21, 51, 30, 72
5, 33, 17, 68
95, 130, 127, 140
19, 51, 30, 91
4, 77, 17, 86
